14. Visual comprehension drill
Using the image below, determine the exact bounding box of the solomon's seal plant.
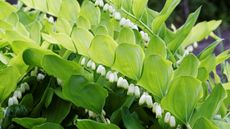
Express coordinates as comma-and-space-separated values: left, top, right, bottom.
0, 0, 229, 128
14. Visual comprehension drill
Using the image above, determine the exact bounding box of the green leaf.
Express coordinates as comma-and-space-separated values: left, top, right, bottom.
58, 0, 80, 25
112, 44, 144, 80
0, 66, 20, 103
199, 40, 222, 60
12, 117, 47, 129
174, 54, 200, 78
145, 34, 167, 58
55, 18, 73, 35
151, 0, 180, 33
47, 0, 62, 16
0, 1, 16, 19
132, 0, 148, 19
94, 25, 109, 35
182, 20, 222, 46
161, 76, 202, 123
63, 75, 108, 114
213, 120, 230, 129
32, 122, 64, 129
80, 1, 100, 26
76, 16, 91, 30
200, 54, 216, 73
33, 0, 48, 12
71, 27, 94, 57
216, 50, 230, 65
89, 35, 118, 66
20, 0, 34, 7
190, 85, 226, 126
77, 119, 119, 129
138, 55, 173, 99
193, 117, 218, 129
117, 27, 136, 44
28, 21, 42, 44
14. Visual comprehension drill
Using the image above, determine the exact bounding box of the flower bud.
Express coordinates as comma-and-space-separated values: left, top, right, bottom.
37, 73, 45, 81
193, 42, 198, 48
139, 93, 146, 105
106, 71, 112, 79
169, 116, 176, 127
57, 78, 62, 86
91, 62, 96, 70
156, 105, 163, 118
88, 110, 97, 118
48, 16, 54, 23
122, 79, 129, 89
12, 96, 19, 105
96, 65, 106, 76
134, 86, 140, 97
113, 12, 121, 20
103, 4, 109, 11
87, 60, 93, 68
127, 84, 135, 95
120, 18, 126, 26
13, 90, 22, 99
145, 93, 153, 108
80, 57, 86, 65
186, 45, 194, 52
108, 5, 115, 13
8, 98, 14, 106
19, 84, 26, 93
108, 73, 115, 83
117, 77, 124, 87
164, 112, 171, 123
152, 102, 158, 113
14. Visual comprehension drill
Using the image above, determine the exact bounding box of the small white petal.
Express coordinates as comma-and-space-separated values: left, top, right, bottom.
13, 90, 22, 99
193, 42, 198, 48
184, 50, 190, 56
102, 110, 106, 116
132, 24, 138, 30
113, 12, 121, 20
169, 116, 176, 127
156, 105, 162, 118
19, 84, 26, 93
145, 94, 153, 108
108, 5, 115, 13
122, 79, 129, 89
106, 71, 112, 79
12, 96, 19, 105
117, 77, 124, 87
87, 60, 93, 68
120, 18, 126, 26
108, 73, 115, 83
57, 78, 62, 86
24, 83, 30, 91
139, 93, 146, 105
134, 86, 140, 97
88, 110, 97, 118
48, 16, 54, 23
91, 62, 96, 70
8, 98, 14, 106
80, 57, 86, 66
99, 0, 104, 7
103, 4, 109, 11
127, 84, 135, 95
152, 102, 158, 113
164, 112, 171, 123
171, 24, 177, 32
37, 73, 45, 81
106, 118, 111, 124
186, 45, 194, 52
113, 72, 118, 82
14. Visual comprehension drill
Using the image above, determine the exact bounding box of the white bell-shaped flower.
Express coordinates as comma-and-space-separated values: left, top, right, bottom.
120, 18, 126, 26
132, 24, 138, 30
164, 112, 171, 123
96, 65, 106, 76
88, 110, 97, 118
95, 0, 104, 7
106, 71, 112, 79
37, 73, 45, 81
86, 60, 93, 68
127, 84, 135, 95
8, 98, 14, 106
108, 5, 115, 13
13, 90, 22, 99
193, 42, 198, 48
113, 72, 118, 82
80, 57, 86, 66
117, 77, 124, 87
134, 86, 140, 97
124, 19, 131, 27
103, 3, 109, 11
12, 96, 19, 105
139, 93, 146, 105
48, 16, 54, 23
122, 78, 129, 89
113, 12, 121, 20
169, 116, 176, 127
57, 78, 62, 86
91, 61, 96, 70
152, 102, 158, 113
24, 83, 30, 91
145, 93, 153, 108
186, 45, 194, 52
108, 73, 115, 83
156, 104, 163, 118
19, 84, 26, 93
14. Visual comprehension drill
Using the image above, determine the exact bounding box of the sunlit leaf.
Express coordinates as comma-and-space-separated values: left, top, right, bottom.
77, 119, 119, 129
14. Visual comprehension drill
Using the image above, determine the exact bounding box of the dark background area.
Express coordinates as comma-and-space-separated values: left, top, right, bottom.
6, 0, 230, 54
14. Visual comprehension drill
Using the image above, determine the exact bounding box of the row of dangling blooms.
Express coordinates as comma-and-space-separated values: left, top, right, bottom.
95, 0, 150, 47
81, 56, 177, 128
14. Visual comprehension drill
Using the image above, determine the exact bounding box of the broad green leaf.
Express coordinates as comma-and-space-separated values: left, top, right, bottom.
117, 27, 136, 44
182, 20, 222, 46
152, 0, 180, 33
200, 54, 216, 73
50, 33, 76, 52
174, 54, 200, 78
0, 1, 16, 19
223, 62, 230, 81
47, 0, 62, 16
216, 50, 230, 65
77, 119, 119, 129
168, 8, 200, 52
63, 75, 108, 114
32, 122, 63, 129
76, 16, 91, 30
80, 1, 100, 26
112, 44, 144, 80
89, 35, 118, 66
138, 55, 173, 99
28, 21, 42, 44
199, 40, 222, 60
43, 95, 71, 123
33, 0, 47, 12
56, 18, 73, 35
0, 66, 20, 103
6, 12, 19, 26
12, 117, 47, 129
42, 55, 86, 81
161, 76, 202, 123
4, 30, 34, 43
71, 27, 94, 56
20, 0, 34, 7
122, 0, 133, 12
197, 67, 209, 82
146, 34, 167, 58
58, 0, 80, 25
8, 53, 28, 75
190, 85, 226, 126
132, 0, 148, 19
94, 25, 109, 35
193, 117, 218, 129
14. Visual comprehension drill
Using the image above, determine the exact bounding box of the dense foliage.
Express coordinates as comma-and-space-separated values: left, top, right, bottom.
0, 0, 229, 129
